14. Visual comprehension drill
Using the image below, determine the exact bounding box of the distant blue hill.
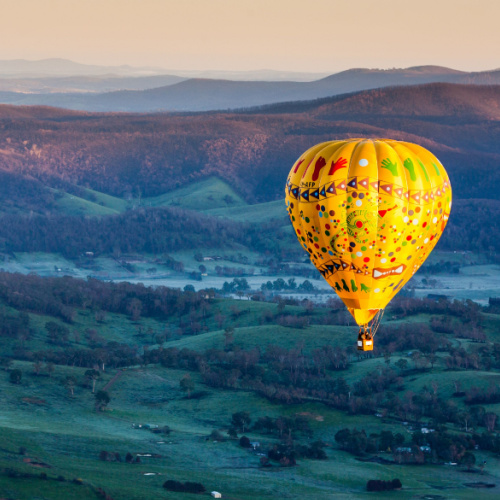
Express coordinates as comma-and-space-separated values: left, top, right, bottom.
0, 65, 499, 112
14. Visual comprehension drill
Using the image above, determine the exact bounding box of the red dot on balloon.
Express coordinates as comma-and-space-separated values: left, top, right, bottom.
430, 235, 434, 240
390, 257, 396, 262
316, 204, 321, 210
314, 243, 319, 249
356, 221, 363, 228
423, 222, 427, 228
406, 236, 412, 241
363, 257, 370, 263
297, 230, 301, 234
325, 224, 330, 230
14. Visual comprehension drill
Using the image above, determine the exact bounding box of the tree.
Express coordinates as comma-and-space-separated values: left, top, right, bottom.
64, 376, 77, 397
231, 412, 251, 433
9, 369, 22, 384
95, 390, 110, 411
45, 362, 55, 378
461, 451, 476, 470
126, 298, 143, 321
45, 321, 69, 345
224, 327, 234, 348
298, 280, 315, 292
484, 412, 497, 432
85, 369, 100, 393
379, 431, 395, 451
395, 358, 408, 373
180, 374, 195, 398
32, 361, 42, 376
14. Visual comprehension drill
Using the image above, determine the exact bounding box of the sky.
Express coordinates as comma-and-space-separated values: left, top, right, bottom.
1, 0, 498, 73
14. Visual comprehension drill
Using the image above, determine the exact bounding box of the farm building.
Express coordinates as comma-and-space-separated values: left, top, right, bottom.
211, 492, 222, 498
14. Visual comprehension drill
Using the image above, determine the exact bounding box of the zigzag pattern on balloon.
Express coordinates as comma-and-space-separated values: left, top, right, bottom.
287, 176, 450, 206
317, 259, 371, 278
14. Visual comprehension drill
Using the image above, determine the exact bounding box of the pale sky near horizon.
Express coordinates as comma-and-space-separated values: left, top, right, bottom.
1, 0, 498, 72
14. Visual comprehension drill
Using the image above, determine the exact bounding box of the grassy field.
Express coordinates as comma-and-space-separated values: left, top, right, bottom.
1, 289, 500, 499
205, 198, 286, 223
143, 177, 247, 211
2, 357, 500, 500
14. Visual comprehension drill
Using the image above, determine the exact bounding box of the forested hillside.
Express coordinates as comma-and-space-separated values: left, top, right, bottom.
0, 83, 498, 203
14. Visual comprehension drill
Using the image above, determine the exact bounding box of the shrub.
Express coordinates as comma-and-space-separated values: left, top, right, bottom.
367, 479, 402, 491
210, 430, 225, 441
239, 436, 251, 448
9, 369, 22, 384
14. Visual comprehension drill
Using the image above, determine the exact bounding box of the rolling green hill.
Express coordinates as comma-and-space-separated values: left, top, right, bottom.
204, 198, 285, 223
142, 177, 247, 211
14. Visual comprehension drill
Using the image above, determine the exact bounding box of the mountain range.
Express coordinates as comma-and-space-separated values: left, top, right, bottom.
0, 64, 500, 111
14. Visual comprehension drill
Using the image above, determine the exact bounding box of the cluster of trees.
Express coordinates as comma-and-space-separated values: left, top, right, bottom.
0, 271, 210, 324
266, 440, 327, 466
465, 384, 500, 405
335, 429, 405, 455
419, 260, 461, 275
234, 413, 313, 440
162, 480, 205, 494
221, 278, 250, 293
336, 426, 479, 466
390, 296, 482, 324
216, 266, 254, 277
0, 208, 252, 258
260, 278, 316, 293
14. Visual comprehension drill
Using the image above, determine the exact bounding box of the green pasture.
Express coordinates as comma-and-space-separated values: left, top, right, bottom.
142, 177, 247, 211
1, 359, 499, 500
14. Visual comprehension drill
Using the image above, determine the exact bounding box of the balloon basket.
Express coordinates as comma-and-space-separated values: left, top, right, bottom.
357, 337, 373, 351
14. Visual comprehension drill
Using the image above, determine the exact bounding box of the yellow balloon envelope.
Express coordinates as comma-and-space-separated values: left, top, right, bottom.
285, 138, 452, 343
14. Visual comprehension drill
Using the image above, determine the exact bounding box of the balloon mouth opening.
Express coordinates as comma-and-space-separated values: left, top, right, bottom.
348, 308, 380, 326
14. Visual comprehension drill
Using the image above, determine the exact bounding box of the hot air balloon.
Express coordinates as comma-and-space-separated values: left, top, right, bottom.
285, 139, 452, 351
